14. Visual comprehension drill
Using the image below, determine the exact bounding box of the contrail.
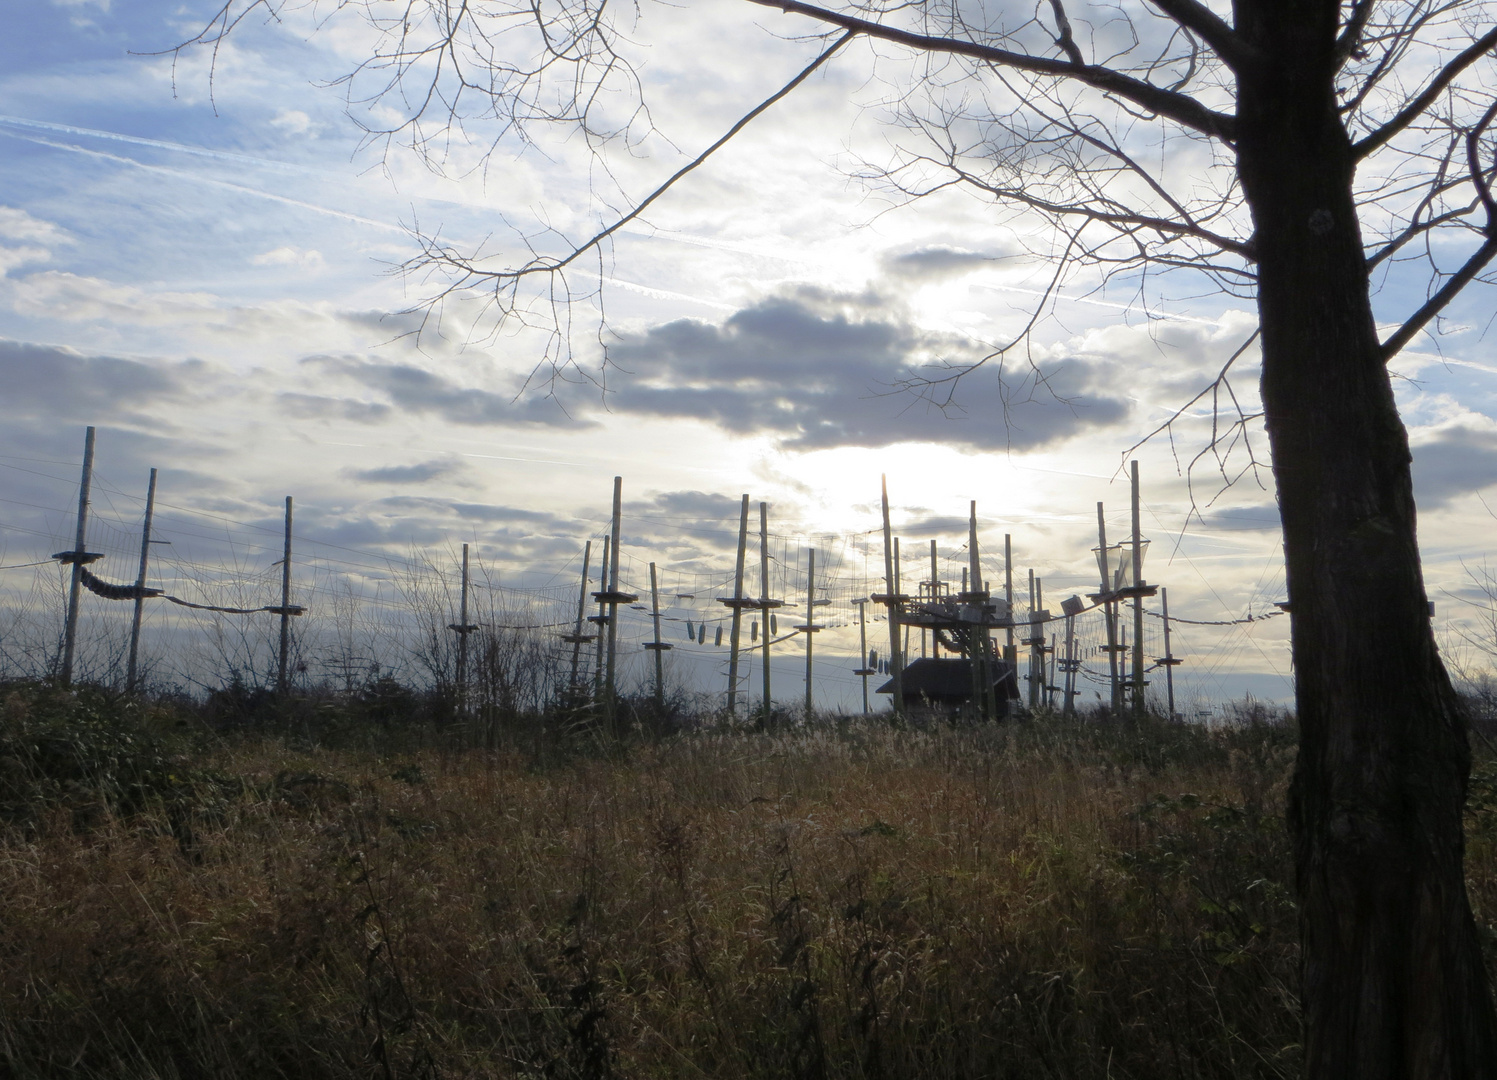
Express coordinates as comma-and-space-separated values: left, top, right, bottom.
0, 128, 404, 232
0, 114, 317, 174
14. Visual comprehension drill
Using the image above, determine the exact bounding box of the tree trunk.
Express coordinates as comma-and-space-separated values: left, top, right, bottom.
1234, 2, 1497, 1075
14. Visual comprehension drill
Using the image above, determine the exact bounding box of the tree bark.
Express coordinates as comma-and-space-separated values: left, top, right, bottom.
1234, 2, 1497, 1074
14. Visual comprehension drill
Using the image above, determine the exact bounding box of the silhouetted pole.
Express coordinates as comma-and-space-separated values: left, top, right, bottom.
928, 538, 939, 659
853, 598, 873, 714
277, 496, 294, 695
645, 562, 672, 710
1063, 606, 1078, 718
1131, 460, 1147, 719
58, 427, 98, 686
126, 467, 158, 695
447, 544, 482, 714
1160, 586, 1180, 720
593, 535, 610, 700
1096, 502, 1122, 713
605, 476, 624, 712
758, 501, 778, 728
801, 547, 818, 718
563, 541, 594, 691
1004, 533, 1015, 666
967, 502, 989, 721
879, 476, 903, 715
723, 495, 750, 716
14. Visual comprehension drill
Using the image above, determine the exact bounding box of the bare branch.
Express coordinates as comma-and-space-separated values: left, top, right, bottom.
1334, 0, 1377, 66
740, 0, 1238, 141
1145, 0, 1262, 72
1380, 98, 1497, 359
439, 29, 855, 286
1382, 236, 1497, 358
1353, 25, 1497, 159
1046, 0, 1086, 65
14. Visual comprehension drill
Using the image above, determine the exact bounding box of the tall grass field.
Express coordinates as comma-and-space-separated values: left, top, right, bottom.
4, 681, 1496, 1078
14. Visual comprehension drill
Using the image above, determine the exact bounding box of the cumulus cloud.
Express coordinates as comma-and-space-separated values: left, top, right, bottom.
0, 338, 200, 420
0, 207, 68, 246
304, 356, 595, 429
0, 207, 68, 277
252, 246, 325, 270
606, 286, 1131, 451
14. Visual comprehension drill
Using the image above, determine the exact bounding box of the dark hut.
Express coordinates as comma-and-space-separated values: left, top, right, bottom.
875, 656, 1022, 720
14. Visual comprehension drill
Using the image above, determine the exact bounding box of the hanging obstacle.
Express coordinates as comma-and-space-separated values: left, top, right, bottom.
60, 558, 305, 617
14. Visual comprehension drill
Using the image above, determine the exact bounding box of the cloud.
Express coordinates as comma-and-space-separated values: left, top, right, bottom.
1203, 504, 1282, 532
0, 338, 200, 420
345, 458, 463, 485
0, 207, 68, 246
270, 109, 316, 136
881, 245, 1012, 281
252, 246, 326, 270
1412, 425, 1497, 507
606, 286, 1132, 452
305, 356, 595, 429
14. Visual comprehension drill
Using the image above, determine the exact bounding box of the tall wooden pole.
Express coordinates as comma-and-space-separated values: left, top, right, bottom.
1097, 502, 1121, 714
725, 495, 750, 716
1161, 586, 1178, 720
594, 534, 609, 700
879, 476, 903, 715
1004, 533, 1014, 659
605, 476, 623, 712
60, 426, 96, 687
853, 598, 872, 714
646, 562, 671, 711
759, 502, 774, 728
126, 467, 157, 695
967, 502, 989, 720
1027, 569, 1039, 710
1131, 460, 1147, 719
1063, 610, 1077, 718
278, 496, 294, 695
457, 544, 471, 712
566, 541, 593, 691
803, 548, 817, 718
928, 538, 939, 659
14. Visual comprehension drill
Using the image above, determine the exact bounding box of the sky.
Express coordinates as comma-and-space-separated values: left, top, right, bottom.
2, 0, 1496, 711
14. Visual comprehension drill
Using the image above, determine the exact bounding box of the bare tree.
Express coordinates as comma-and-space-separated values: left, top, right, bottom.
178, 0, 1497, 1072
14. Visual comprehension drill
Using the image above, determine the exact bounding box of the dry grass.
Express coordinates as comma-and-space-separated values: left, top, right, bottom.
0, 683, 1436, 1079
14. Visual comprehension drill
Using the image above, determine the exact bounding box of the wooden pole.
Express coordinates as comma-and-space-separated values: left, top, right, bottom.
1004, 533, 1014, 658
967, 502, 988, 721
594, 535, 609, 700
803, 547, 816, 719
853, 598, 872, 714
1097, 502, 1121, 714
1131, 460, 1147, 719
647, 562, 670, 711
457, 544, 471, 712
928, 539, 939, 659
759, 502, 774, 728
1027, 569, 1039, 710
605, 476, 623, 713
278, 496, 293, 695
880, 476, 903, 714
1161, 586, 1178, 720
1063, 610, 1077, 718
126, 467, 157, 695
567, 541, 593, 691
60, 426, 96, 687
726, 494, 750, 717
